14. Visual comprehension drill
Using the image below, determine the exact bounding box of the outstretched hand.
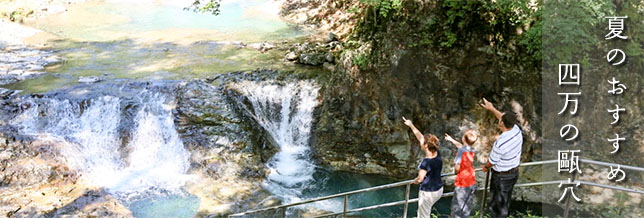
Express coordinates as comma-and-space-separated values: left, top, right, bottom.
480, 98, 494, 111
444, 133, 456, 142
402, 116, 413, 127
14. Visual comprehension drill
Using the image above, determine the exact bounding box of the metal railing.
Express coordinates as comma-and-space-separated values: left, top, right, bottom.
228, 159, 644, 218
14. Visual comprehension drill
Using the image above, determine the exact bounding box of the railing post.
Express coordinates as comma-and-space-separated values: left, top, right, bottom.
563, 172, 577, 218
343, 195, 348, 218
403, 183, 411, 218
480, 170, 491, 218
281, 207, 286, 218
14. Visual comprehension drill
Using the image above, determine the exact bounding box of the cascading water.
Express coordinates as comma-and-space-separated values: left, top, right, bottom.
237, 80, 320, 204
237, 80, 403, 216
10, 87, 193, 198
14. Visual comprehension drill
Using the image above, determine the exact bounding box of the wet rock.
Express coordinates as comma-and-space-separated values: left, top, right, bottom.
284, 41, 339, 68
247, 43, 262, 50
175, 78, 277, 216
262, 43, 276, 51
78, 76, 102, 83
324, 32, 338, 43
325, 52, 334, 63
0, 150, 12, 160
1, 161, 55, 187
0, 46, 62, 85
285, 51, 298, 61
44, 189, 133, 218
26, 64, 44, 71
0, 78, 19, 85
295, 43, 309, 53
248, 42, 277, 52
327, 41, 341, 50
209, 41, 246, 48
322, 62, 335, 72
299, 53, 326, 66
42, 56, 61, 65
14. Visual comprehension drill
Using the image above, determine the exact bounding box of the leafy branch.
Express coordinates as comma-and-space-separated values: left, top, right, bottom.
185, 0, 222, 15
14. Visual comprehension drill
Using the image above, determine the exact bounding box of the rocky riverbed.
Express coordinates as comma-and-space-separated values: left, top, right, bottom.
0, 45, 62, 85
0, 15, 63, 88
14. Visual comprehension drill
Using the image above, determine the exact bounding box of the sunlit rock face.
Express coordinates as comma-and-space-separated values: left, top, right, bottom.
312, 45, 541, 178
174, 78, 275, 216
0, 128, 133, 217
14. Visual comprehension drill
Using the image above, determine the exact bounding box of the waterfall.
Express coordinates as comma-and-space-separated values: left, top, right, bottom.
237, 80, 319, 203
11, 89, 192, 196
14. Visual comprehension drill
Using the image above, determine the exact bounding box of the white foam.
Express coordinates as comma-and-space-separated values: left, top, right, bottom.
237, 80, 319, 203
13, 92, 193, 196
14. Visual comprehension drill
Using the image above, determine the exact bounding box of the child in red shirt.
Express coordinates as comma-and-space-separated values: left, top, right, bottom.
445, 130, 478, 218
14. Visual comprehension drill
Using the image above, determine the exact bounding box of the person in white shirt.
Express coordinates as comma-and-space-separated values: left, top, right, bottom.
480, 98, 522, 218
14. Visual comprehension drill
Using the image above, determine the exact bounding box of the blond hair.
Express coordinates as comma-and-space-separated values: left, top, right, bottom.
462, 129, 478, 145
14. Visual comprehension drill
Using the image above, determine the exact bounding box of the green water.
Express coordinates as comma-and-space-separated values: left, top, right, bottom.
126, 193, 200, 218
304, 170, 449, 217
2, 39, 323, 93
2, 0, 319, 93
305, 170, 548, 218
28, 0, 305, 42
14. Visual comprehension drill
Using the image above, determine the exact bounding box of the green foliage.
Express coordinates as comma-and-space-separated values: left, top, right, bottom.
185, 0, 221, 15
352, 52, 370, 70
7, 8, 33, 23
542, 0, 613, 64
543, 0, 644, 69
9, 10, 23, 22
351, 0, 543, 66
357, 0, 403, 30
344, 0, 404, 70
435, 0, 540, 49
619, 1, 644, 60
378, 0, 402, 18
518, 9, 542, 61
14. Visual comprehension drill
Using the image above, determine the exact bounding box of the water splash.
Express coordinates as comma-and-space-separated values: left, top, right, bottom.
12, 90, 192, 196
236, 80, 319, 203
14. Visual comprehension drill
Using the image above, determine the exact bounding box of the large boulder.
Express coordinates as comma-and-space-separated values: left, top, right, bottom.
298, 53, 326, 66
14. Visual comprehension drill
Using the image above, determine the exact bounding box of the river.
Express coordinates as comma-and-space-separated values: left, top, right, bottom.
0, 0, 415, 217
